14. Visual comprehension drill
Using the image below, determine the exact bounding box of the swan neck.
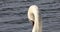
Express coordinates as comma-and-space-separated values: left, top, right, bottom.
32, 11, 42, 32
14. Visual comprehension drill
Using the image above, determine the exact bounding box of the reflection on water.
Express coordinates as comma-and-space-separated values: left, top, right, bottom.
0, 0, 60, 32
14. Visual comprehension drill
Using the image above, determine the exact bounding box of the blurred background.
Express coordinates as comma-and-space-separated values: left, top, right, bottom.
0, 0, 60, 32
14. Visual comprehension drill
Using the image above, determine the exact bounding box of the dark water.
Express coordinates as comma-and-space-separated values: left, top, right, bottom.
0, 0, 60, 32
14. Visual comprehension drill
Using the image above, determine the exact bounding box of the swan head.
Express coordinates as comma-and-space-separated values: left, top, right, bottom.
28, 5, 38, 27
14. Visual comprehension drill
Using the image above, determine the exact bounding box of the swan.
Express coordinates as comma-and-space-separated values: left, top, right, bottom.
27, 5, 42, 32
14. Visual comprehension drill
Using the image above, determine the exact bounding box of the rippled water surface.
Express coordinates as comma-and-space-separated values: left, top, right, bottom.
0, 0, 60, 32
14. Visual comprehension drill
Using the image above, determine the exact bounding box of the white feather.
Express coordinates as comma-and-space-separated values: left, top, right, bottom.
28, 5, 42, 32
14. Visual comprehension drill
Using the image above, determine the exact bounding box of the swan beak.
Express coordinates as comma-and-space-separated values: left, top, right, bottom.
31, 21, 34, 27
29, 20, 34, 27
31, 20, 34, 26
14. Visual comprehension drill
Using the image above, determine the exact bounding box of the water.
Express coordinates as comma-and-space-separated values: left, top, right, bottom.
0, 0, 60, 32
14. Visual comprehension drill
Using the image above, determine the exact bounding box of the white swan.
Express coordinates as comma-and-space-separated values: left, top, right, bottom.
27, 5, 42, 32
